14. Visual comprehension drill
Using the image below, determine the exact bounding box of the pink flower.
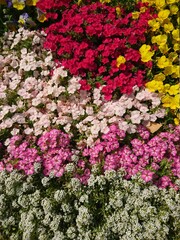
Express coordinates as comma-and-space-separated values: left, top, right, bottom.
141, 170, 154, 182
158, 176, 172, 188
0, 162, 5, 171
55, 167, 65, 177
6, 163, 13, 172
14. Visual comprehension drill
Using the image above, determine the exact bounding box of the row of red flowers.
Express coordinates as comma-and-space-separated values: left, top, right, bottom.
42, 2, 156, 100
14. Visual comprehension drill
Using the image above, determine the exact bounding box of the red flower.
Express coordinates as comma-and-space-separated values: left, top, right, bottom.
79, 80, 91, 90
41, 1, 155, 99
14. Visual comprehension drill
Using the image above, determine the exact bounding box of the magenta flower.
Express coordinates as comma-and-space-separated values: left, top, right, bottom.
141, 170, 154, 182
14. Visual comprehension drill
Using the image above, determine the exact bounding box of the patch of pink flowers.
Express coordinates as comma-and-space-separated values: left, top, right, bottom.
1, 129, 72, 177
0, 125, 179, 188
2, 135, 41, 175
37, 129, 72, 177
83, 124, 180, 189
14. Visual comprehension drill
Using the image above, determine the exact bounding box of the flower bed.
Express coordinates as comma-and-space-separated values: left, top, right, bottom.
0, 0, 179, 239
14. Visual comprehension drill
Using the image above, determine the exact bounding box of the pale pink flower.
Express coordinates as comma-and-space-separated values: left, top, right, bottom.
11, 128, 20, 135
24, 128, 33, 135
130, 110, 141, 124
20, 48, 27, 55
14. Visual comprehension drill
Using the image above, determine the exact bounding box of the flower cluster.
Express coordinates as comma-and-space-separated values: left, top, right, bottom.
0, 28, 55, 137
1, 124, 179, 188
37, 129, 72, 177
0, 29, 167, 148
1, 129, 72, 177
141, 0, 180, 124
0, 1, 179, 238
43, 2, 156, 99
0, 170, 179, 239
0, 0, 47, 36
83, 124, 180, 188
0, 27, 178, 188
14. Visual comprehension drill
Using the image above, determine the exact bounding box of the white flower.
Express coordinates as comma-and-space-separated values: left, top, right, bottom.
10, 59, 19, 68
12, 114, 25, 124
4, 118, 14, 128
46, 102, 57, 111
118, 120, 129, 132
64, 123, 71, 133
21, 48, 27, 55
114, 105, 126, 116
4, 138, 10, 146
130, 110, 141, 124
24, 128, 33, 135
32, 97, 42, 106
86, 136, 95, 146
11, 128, 20, 135
90, 121, 100, 135
0, 85, 7, 98
85, 106, 94, 115
18, 89, 31, 99
100, 119, 109, 134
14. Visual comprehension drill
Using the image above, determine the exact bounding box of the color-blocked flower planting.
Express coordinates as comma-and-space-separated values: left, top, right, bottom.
0, 0, 179, 239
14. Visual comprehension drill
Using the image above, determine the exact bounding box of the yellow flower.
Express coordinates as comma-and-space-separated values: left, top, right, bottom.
158, 9, 170, 22
18, 19, 25, 25
13, 1, 25, 10
26, 0, 38, 6
159, 44, 170, 54
77, 0, 83, 5
140, 7, 147, 13
151, 34, 167, 45
141, 0, 154, 5
164, 84, 170, 92
172, 29, 180, 41
132, 11, 140, 19
139, 44, 154, 62
163, 22, 174, 33
170, 5, 179, 15
164, 66, 174, 76
168, 84, 180, 95
146, 80, 164, 92
174, 113, 180, 125
177, 16, 180, 25
100, 0, 111, 3
153, 73, 165, 81
170, 95, 180, 109
173, 43, 179, 51
162, 95, 171, 108
174, 117, 179, 125
172, 65, 180, 78
168, 52, 178, 62
155, 0, 166, 9
116, 56, 126, 67
157, 56, 171, 68
148, 19, 160, 31
116, 7, 121, 16
37, 8, 47, 23
162, 94, 179, 109
166, 0, 176, 4
37, 15, 47, 23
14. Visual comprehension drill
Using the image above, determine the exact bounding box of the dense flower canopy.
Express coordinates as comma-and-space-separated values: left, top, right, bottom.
0, 1, 179, 239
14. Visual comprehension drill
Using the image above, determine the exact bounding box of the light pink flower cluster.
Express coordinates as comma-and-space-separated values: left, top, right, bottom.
83, 124, 180, 189
0, 29, 166, 148
0, 29, 55, 137
1, 129, 72, 177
